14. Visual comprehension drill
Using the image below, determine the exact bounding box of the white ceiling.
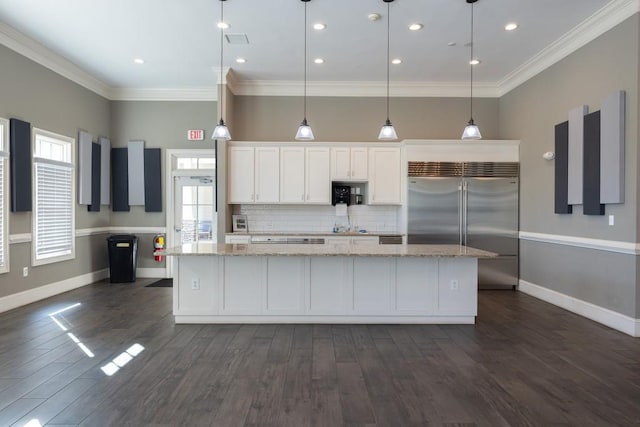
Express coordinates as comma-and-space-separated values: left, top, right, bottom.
0, 0, 631, 98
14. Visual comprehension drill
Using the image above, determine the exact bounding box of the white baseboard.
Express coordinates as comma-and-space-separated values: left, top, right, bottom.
136, 267, 167, 278
0, 269, 109, 314
519, 279, 639, 337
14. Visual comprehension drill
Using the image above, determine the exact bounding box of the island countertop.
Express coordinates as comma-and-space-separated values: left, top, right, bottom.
161, 243, 497, 258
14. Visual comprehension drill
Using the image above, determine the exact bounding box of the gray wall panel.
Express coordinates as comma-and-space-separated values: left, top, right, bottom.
600, 90, 625, 204
567, 105, 587, 205
78, 130, 93, 205
127, 140, 145, 205
520, 240, 636, 317
99, 137, 111, 205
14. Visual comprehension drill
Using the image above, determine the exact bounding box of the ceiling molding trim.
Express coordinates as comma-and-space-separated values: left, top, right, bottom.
110, 87, 217, 102
0, 22, 111, 99
230, 79, 500, 98
497, 0, 640, 96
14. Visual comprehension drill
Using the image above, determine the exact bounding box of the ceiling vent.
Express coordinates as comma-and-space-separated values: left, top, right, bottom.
225, 33, 249, 44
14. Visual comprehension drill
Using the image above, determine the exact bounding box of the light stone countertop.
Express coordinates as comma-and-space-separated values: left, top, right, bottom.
225, 231, 404, 237
161, 243, 496, 258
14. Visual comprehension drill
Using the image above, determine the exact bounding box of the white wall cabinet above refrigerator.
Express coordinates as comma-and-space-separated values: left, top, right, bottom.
228, 146, 280, 204
330, 147, 368, 181
368, 147, 401, 205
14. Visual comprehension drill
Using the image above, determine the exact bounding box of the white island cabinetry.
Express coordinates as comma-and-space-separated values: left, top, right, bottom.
168, 243, 491, 324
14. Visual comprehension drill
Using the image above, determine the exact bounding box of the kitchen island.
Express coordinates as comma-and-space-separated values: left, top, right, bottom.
163, 243, 496, 324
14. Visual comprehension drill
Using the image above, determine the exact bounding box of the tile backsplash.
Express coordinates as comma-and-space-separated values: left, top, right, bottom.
234, 204, 399, 233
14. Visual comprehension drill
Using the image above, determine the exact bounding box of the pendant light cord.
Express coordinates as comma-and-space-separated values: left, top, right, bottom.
219, 0, 225, 123
469, 1, 474, 121
303, 0, 307, 121
386, 1, 390, 121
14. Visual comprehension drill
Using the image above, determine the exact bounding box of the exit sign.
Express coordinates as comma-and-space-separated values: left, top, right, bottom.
187, 129, 204, 141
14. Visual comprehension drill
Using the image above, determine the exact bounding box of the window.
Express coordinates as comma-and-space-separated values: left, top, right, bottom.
32, 128, 75, 266
0, 118, 9, 273
176, 156, 215, 170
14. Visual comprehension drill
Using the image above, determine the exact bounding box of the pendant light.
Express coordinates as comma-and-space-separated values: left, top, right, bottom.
212, 0, 231, 141
295, 0, 314, 141
378, 0, 398, 140
461, 0, 481, 140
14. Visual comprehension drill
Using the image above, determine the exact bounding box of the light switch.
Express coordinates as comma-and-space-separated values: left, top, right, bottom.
608, 215, 614, 226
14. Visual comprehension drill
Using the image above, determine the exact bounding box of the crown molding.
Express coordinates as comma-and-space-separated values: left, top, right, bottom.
230, 80, 500, 98
497, 0, 640, 96
2, 1, 638, 101
0, 22, 111, 99
109, 87, 217, 101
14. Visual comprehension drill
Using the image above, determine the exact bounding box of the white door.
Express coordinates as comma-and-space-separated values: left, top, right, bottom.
280, 146, 305, 203
254, 147, 280, 203
228, 146, 255, 203
174, 176, 217, 245
369, 147, 401, 205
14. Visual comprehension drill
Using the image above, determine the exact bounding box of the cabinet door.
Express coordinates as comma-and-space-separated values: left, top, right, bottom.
351, 236, 378, 245
254, 147, 280, 203
305, 147, 331, 204
330, 147, 350, 180
228, 147, 254, 203
350, 147, 368, 180
369, 147, 401, 205
280, 146, 306, 203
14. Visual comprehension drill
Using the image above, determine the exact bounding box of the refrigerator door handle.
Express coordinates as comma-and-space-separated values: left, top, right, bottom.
458, 183, 464, 245
462, 180, 468, 246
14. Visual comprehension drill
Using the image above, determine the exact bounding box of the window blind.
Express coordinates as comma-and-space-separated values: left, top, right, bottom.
34, 161, 73, 260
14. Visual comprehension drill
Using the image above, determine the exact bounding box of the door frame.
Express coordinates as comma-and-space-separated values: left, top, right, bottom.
165, 149, 215, 278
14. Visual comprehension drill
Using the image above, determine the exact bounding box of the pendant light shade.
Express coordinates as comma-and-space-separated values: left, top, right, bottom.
295, 0, 314, 141
212, 0, 231, 141
378, 119, 398, 140
379, 0, 398, 141
296, 118, 314, 140
461, 0, 481, 140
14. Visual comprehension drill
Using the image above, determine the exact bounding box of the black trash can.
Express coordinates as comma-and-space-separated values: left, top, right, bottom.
107, 234, 138, 283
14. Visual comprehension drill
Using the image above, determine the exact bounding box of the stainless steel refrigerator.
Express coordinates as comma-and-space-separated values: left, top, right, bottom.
407, 162, 519, 289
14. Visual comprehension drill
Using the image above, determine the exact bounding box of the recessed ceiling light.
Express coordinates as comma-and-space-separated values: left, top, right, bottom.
217, 22, 230, 29
313, 23, 326, 30
408, 23, 423, 31
505, 22, 519, 31
236, 57, 246, 64
133, 58, 144, 64
314, 58, 324, 64
391, 58, 402, 65
470, 59, 481, 65
368, 13, 381, 21
447, 42, 456, 47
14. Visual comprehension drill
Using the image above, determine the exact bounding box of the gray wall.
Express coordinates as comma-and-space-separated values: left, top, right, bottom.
109, 100, 217, 268
0, 45, 111, 299
233, 95, 499, 141
499, 15, 639, 317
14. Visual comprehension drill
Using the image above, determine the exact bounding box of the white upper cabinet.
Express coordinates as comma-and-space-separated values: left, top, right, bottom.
280, 146, 330, 204
368, 147, 401, 205
280, 146, 306, 203
228, 146, 279, 204
228, 146, 255, 203
305, 147, 331, 204
330, 147, 368, 181
254, 147, 280, 203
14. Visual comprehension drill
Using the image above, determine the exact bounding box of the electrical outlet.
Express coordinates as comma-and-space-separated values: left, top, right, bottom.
191, 278, 200, 290
450, 279, 459, 291
22, 267, 28, 277
608, 215, 614, 226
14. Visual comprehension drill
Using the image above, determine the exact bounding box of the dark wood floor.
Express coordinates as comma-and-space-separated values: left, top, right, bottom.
0, 279, 639, 427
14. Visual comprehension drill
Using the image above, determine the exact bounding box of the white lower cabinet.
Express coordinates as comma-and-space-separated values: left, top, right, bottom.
174, 254, 477, 322
352, 258, 393, 314
265, 256, 305, 314
222, 257, 264, 314
308, 257, 350, 314
176, 256, 218, 315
